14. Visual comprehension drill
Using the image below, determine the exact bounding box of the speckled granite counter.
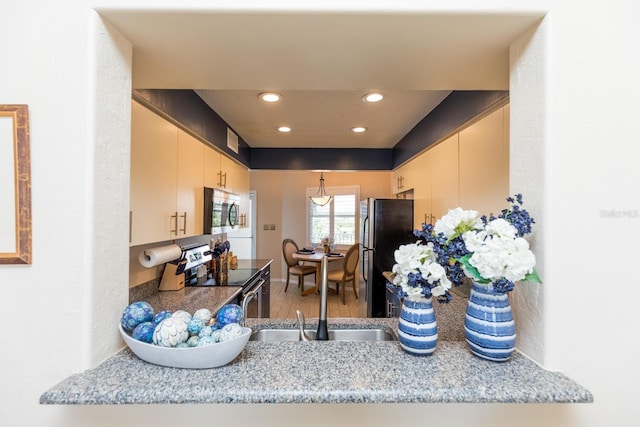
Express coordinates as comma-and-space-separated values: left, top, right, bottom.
40, 315, 592, 404
128, 259, 273, 314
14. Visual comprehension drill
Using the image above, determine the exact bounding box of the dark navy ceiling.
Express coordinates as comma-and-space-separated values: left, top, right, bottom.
133, 89, 508, 171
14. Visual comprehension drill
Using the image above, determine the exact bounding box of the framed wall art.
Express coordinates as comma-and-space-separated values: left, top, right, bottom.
0, 104, 32, 264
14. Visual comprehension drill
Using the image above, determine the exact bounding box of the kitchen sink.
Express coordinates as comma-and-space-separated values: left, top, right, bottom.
249, 328, 397, 342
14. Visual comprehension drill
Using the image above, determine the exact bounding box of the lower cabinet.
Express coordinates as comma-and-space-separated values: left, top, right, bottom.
386, 282, 402, 318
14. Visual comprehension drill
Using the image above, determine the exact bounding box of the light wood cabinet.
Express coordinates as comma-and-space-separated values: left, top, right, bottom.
130, 100, 178, 246
176, 129, 204, 239
391, 162, 416, 194
411, 152, 432, 229
130, 101, 205, 246
204, 144, 250, 227
429, 134, 459, 219
458, 106, 509, 216
393, 104, 509, 230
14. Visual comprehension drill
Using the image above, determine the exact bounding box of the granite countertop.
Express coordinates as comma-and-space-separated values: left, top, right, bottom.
128, 259, 273, 314
40, 311, 592, 404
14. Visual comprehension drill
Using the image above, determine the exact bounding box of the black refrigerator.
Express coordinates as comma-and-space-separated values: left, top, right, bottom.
359, 198, 414, 317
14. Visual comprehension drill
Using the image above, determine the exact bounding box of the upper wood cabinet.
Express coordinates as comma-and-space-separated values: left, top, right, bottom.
131, 100, 252, 246
204, 146, 249, 194
176, 129, 204, 239
130, 101, 205, 246
130, 100, 179, 246
458, 106, 509, 216
392, 104, 509, 230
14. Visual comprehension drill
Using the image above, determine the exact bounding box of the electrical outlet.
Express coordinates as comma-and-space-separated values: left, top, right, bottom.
263, 224, 269, 230
269, 224, 276, 230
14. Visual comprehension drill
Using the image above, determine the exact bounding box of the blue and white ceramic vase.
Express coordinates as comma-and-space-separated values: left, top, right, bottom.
397, 296, 438, 356
464, 282, 516, 362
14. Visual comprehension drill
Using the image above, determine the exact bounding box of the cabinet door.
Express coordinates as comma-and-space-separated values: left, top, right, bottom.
130, 100, 178, 246
458, 107, 509, 216
219, 153, 236, 192
429, 134, 459, 219
203, 147, 221, 188
177, 129, 204, 237
412, 152, 432, 229
391, 163, 412, 194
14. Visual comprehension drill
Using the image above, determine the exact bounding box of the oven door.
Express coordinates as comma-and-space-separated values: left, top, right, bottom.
243, 277, 266, 318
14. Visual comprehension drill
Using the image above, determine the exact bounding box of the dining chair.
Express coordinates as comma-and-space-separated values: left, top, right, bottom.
327, 243, 360, 304
282, 238, 317, 293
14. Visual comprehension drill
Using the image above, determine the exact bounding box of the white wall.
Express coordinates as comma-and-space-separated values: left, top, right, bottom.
2, 1, 639, 426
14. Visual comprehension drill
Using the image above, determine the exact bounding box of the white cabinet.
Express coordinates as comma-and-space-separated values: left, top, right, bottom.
176, 129, 204, 239
458, 106, 509, 216
429, 134, 459, 219
394, 104, 508, 230
130, 101, 204, 246
204, 144, 250, 227
130, 100, 178, 246
405, 134, 458, 229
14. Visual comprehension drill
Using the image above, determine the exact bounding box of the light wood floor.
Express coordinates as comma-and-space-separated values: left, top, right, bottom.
269, 276, 362, 318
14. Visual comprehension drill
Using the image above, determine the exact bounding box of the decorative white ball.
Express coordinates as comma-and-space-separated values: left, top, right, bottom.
153, 317, 188, 347
220, 322, 244, 342
193, 308, 213, 325
172, 310, 192, 324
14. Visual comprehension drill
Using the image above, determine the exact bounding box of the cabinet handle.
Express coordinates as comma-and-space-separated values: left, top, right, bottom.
179, 212, 187, 234
217, 170, 227, 188
170, 212, 178, 235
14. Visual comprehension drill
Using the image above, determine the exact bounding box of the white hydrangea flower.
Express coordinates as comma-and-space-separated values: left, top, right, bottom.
391, 242, 451, 298
462, 219, 536, 283
434, 207, 483, 240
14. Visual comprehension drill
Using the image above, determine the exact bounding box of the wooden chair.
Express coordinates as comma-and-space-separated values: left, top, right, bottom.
327, 243, 360, 304
282, 238, 317, 293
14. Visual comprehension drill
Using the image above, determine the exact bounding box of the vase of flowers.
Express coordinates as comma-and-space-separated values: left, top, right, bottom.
414, 194, 541, 362
458, 195, 541, 362
391, 242, 452, 356
318, 236, 334, 254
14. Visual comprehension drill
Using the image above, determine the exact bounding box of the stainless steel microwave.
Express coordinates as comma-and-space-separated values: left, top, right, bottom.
203, 188, 240, 234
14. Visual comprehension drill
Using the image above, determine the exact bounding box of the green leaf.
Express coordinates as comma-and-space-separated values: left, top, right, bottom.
523, 269, 543, 284
457, 254, 490, 284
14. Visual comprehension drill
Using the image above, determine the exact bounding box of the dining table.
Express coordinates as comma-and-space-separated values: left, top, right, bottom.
292, 250, 345, 296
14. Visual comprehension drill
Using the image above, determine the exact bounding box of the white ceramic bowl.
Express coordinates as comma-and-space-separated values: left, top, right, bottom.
119, 324, 251, 369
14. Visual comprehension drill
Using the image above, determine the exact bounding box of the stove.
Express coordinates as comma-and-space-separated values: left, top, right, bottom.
186, 267, 261, 287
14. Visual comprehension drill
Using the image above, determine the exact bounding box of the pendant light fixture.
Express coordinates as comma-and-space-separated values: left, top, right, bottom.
310, 172, 333, 206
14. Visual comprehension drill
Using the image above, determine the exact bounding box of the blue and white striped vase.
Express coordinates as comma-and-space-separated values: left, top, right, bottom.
397, 296, 438, 356
464, 282, 516, 362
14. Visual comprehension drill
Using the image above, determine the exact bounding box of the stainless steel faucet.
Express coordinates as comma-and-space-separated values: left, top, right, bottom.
315, 255, 329, 340
295, 255, 330, 341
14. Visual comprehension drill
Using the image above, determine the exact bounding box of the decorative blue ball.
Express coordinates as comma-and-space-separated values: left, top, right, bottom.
121, 301, 154, 332
132, 321, 155, 343
153, 310, 172, 326
215, 304, 244, 327
187, 318, 205, 335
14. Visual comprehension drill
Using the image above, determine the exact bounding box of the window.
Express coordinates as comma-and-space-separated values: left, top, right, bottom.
307, 186, 360, 249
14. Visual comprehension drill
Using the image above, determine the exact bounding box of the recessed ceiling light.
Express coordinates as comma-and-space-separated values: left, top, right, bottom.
351, 126, 367, 133
277, 126, 291, 133
259, 92, 282, 102
362, 93, 384, 103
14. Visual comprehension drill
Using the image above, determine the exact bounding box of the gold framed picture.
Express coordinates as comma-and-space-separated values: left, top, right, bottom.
0, 104, 32, 264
